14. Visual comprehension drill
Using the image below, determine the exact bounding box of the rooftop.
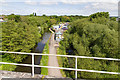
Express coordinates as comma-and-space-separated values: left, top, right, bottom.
56, 31, 62, 35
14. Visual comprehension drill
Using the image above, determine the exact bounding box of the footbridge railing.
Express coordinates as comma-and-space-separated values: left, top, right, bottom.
0, 51, 120, 78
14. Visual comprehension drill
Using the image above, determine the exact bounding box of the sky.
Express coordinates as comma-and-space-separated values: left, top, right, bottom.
0, 0, 119, 16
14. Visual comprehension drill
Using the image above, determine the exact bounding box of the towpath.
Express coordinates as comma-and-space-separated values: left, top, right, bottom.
48, 33, 62, 77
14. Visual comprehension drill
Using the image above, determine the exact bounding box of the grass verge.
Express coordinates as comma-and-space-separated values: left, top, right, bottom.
40, 34, 52, 75
57, 47, 66, 77
40, 40, 49, 75
0, 57, 17, 71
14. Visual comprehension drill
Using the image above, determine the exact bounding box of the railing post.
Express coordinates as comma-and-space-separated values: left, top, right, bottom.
32, 54, 34, 77
75, 57, 77, 79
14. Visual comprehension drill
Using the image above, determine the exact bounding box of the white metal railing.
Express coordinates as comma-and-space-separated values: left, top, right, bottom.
0, 51, 120, 78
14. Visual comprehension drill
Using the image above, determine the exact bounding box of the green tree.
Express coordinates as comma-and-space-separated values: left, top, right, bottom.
58, 16, 119, 78
8, 14, 21, 22
35, 13, 37, 16
89, 12, 109, 21
110, 17, 116, 21
30, 14, 34, 17
43, 14, 46, 16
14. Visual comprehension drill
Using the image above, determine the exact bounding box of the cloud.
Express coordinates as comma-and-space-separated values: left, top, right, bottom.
1, 0, 118, 16
25, 0, 37, 5
92, 2, 118, 11
0, 0, 6, 4
0, 0, 5, 2
39, 2, 58, 5
37, 8, 83, 16
0, 0, 8, 7
83, 2, 118, 16
60, 0, 119, 4
24, 0, 119, 5
24, 0, 58, 5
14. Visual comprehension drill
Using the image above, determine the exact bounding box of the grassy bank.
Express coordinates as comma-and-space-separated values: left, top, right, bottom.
40, 40, 49, 75
0, 58, 17, 71
0, 55, 2, 70
57, 47, 66, 77
40, 34, 52, 75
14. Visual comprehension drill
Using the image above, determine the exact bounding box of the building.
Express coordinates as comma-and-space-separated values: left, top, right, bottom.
53, 25, 59, 30
61, 25, 68, 31
64, 22, 69, 26
116, 17, 120, 21
55, 31, 63, 42
0, 17, 6, 22
0, 17, 4, 22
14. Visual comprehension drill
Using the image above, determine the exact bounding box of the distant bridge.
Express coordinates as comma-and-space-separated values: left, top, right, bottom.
0, 51, 120, 79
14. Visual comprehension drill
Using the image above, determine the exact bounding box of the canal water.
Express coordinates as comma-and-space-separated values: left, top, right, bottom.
15, 32, 51, 74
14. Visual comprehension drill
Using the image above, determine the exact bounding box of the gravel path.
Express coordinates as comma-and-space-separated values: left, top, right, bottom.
48, 33, 62, 78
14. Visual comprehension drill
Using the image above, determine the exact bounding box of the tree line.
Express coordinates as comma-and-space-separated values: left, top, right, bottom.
1, 14, 51, 70
0, 12, 118, 78
57, 12, 119, 78
0, 13, 87, 71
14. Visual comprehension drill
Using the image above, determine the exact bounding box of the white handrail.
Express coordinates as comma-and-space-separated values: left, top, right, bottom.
0, 51, 120, 61
0, 62, 119, 75
0, 51, 120, 78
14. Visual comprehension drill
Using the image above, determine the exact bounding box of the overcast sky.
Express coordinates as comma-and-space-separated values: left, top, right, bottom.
0, 0, 119, 16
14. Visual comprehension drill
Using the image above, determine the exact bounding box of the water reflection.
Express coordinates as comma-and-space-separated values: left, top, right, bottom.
15, 32, 51, 74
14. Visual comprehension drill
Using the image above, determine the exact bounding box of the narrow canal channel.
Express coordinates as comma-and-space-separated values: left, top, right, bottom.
15, 32, 51, 74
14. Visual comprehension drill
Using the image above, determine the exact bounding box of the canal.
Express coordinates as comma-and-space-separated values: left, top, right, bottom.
15, 32, 51, 74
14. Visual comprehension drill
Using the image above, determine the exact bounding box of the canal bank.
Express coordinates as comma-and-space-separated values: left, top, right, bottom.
15, 32, 51, 74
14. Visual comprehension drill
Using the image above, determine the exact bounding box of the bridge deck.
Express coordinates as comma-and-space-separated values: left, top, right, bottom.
0, 70, 53, 79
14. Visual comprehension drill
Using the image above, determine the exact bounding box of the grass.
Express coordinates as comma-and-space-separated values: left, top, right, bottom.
0, 55, 2, 70
40, 40, 49, 75
57, 47, 66, 77
0, 57, 17, 71
0, 65, 2, 70
40, 34, 52, 75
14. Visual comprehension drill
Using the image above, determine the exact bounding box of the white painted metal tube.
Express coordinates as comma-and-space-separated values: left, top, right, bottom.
0, 62, 120, 75
32, 54, 34, 77
75, 57, 77, 79
0, 51, 120, 61
0, 50, 120, 78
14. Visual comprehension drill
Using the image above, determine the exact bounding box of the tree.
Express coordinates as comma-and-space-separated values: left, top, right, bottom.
50, 19, 57, 24
1, 15, 42, 71
30, 14, 34, 17
35, 13, 37, 16
89, 12, 109, 21
43, 14, 46, 16
61, 16, 71, 22
110, 17, 116, 21
8, 14, 21, 22
58, 16, 119, 78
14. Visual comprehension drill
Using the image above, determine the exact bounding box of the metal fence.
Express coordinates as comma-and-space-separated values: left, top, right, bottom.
0, 51, 120, 78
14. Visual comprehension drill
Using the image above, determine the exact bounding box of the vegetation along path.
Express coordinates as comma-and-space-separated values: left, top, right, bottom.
48, 33, 62, 78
